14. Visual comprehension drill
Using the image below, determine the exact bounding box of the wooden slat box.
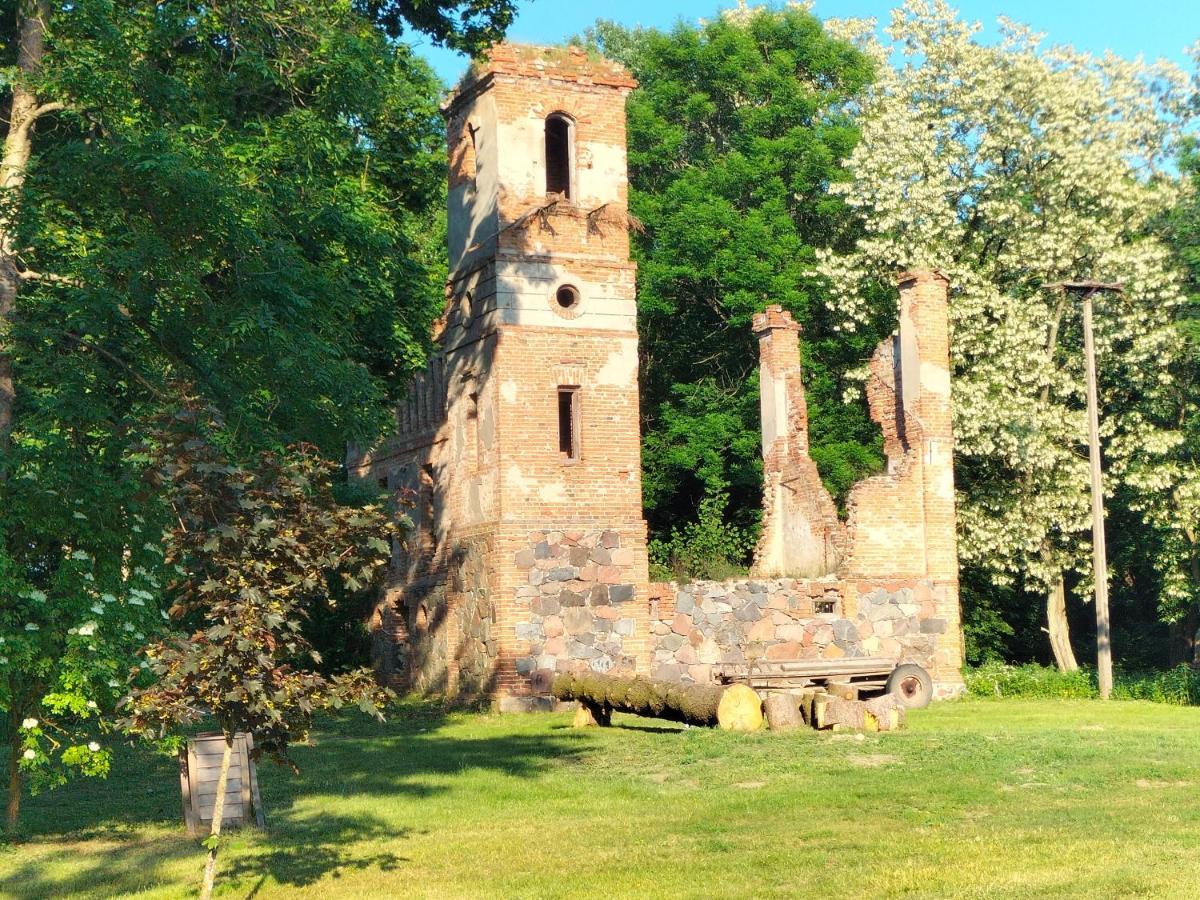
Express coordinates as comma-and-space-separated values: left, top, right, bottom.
179, 732, 265, 835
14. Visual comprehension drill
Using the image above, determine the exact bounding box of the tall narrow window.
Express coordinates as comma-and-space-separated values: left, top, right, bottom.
545, 113, 573, 198
467, 390, 481, 471
558, 387, 580, 462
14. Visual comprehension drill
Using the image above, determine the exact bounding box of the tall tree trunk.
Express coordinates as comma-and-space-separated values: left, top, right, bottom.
0, 0, 53, 461
1171, 549, 1200, 667
199, 734, 234, 900
1168, 605, 1198, 667
5, 720, 22, 832
1046, 571, 1079, 672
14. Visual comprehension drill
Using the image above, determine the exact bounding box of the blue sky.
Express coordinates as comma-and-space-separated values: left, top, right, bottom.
407, 0, 1200, 87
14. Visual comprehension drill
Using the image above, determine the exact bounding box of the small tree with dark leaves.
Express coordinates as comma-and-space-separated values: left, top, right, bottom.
120, 408, 398, 900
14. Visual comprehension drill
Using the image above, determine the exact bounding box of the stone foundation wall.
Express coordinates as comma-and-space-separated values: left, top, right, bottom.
512, 529, 642, 678
649, 578, 950, 686
448, 537, 498, 697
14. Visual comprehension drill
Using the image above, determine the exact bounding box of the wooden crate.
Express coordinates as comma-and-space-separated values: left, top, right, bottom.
179, 732, 265, 836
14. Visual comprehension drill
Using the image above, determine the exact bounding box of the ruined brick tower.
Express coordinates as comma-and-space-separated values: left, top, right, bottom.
350, 45, 651, 706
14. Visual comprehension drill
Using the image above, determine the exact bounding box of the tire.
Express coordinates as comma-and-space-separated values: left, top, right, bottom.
886, 663, 932, 709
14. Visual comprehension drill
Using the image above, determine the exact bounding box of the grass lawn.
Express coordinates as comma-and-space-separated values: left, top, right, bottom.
3, 698, 1200, 898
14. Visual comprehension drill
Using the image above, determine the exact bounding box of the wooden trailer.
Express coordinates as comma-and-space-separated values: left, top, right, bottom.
716, 658, 933, 708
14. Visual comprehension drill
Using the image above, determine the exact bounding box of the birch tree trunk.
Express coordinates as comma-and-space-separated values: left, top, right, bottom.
1046, 570, 1080, 672
1034, 298, 1079, 673
0, 0, 55, 460
198, 734, 234, 900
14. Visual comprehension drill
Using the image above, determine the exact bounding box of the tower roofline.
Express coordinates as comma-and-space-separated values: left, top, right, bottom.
443, 43, 637, 115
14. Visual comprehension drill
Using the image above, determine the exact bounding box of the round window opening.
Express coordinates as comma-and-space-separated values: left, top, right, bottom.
555, 284, 581, 310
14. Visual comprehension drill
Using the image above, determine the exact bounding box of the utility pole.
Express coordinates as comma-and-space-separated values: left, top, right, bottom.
1059, 282, 1122, 700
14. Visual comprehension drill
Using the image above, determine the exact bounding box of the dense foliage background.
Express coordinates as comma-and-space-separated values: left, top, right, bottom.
0, 0, 512, 830
582, 9, 889, 578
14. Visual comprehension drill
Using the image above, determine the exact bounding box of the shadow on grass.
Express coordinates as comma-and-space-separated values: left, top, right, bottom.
611, 722, 686, 734
2, 701, 588, 898
225, 811, 410, 897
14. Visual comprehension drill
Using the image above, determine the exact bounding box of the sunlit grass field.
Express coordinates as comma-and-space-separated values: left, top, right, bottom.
3, 698, 1200, 898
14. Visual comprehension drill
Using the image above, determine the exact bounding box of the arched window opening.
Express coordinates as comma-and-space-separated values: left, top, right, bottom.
545, 114, 573, 198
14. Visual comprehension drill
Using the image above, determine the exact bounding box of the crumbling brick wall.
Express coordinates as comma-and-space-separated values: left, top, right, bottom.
746, 272, 964, 694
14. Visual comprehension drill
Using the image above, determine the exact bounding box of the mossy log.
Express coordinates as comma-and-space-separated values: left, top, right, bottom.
551, 673, 762, 731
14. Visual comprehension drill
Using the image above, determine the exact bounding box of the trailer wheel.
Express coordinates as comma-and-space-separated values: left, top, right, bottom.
886, 664, 932, 709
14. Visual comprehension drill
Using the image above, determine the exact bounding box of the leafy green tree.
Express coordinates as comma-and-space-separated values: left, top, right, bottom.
121, 404, 397, 900
582, 7, 880, 564
0, 0, 509, 830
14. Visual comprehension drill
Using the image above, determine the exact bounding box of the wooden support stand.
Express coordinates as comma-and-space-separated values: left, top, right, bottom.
179, 732, 265, 836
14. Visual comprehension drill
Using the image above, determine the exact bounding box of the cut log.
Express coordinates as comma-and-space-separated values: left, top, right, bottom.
763, 693, 802, 732
717, 684, 764, 732
812, 692, 831, 729
572, 703, 603, 728
798, 688, 821, 726
551, 672, 762, 730
822, 696, 867, 730
826, 681, 859, 701
864, 693, 906, 732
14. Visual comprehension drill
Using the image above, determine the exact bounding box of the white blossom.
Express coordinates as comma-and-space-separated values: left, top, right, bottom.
21, 718, 37, 729
22, 749, 35, 761
88, 742, 101, 752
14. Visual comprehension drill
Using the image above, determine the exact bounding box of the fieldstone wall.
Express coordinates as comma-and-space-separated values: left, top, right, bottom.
448, 537, 498, 697
513, 529, 641, 678
649, 578, 949, 684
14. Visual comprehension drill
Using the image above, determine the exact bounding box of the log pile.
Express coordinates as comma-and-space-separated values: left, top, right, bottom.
781, 687, 905, 732
552, 672, 906, 734
551, 672, 763, 731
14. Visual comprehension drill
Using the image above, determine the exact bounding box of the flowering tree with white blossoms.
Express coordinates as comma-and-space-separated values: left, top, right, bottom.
1, 467, 169, 831
817, 0, 1193, 667
1137, 57, 1200, 661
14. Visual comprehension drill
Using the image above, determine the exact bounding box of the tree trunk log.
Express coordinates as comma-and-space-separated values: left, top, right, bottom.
5, 729, 21, 832
864, 693, 906, 732
763, 693, 801, 732
572, 701, 610, 727
0, 0, 54, 463
1046, 572, 1079, 672
826, 681, 859, 700
1169, 604, 1199, 667
1170, 548, 1200, 666
552, 673, 762, 731
198, 734, 234, 900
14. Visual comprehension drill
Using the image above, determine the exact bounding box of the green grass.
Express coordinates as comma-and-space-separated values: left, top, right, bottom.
4, 698, 1200, 898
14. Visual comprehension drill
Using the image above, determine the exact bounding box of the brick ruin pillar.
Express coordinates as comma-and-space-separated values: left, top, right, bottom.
750, 305, 843, 578
898, 271, 964, 694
